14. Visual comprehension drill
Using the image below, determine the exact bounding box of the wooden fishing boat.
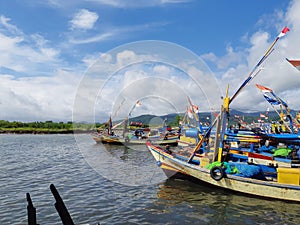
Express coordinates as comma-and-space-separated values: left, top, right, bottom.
93, 114, 179, 145
147, 27, 300, 202
91, 131, 179, 145
146, 142, 300, 202
177, 97, 209, 147
177, 127, 200, 147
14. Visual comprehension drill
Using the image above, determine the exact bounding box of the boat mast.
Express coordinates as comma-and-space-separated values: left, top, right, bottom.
215, 85, 230, 162
187, 27, 289, 163
214, 27, 290, 162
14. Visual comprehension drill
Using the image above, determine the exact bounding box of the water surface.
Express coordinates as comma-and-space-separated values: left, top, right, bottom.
0, 134, 299, 224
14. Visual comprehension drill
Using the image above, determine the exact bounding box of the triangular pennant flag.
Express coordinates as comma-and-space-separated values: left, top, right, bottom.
286, 58, 300, 71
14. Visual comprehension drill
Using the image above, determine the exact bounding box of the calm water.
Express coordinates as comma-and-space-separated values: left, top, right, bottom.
0, 134, 300, 225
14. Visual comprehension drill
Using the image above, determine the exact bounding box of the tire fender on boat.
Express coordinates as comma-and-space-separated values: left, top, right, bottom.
210, 166, 225, 181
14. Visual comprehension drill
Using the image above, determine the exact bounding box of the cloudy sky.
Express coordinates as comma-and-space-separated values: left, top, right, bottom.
1, 0, 300, 122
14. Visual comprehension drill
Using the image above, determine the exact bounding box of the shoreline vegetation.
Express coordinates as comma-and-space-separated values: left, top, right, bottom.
0, 119, 175, 134
0, 120, 99, 134
0, 110, 286, 134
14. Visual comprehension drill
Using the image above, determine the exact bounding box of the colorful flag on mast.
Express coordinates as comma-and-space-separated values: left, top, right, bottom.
265, 107, 269, 119
277, 26, 290, 38
286, 58, 300, 71
263, 94, 281, 105
229, 26, 289, 104
255, 84, 272, 93
187, 106, 194, 119
256, 84, 288, 108
260, 113, 266, 118
192, 104, 199, 113
234, 115, 240, 119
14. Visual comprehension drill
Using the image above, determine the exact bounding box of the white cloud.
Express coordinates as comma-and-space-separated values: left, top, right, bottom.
72, 43, 223, 123
85, 0, 192, 8
0, 70, 81, 122
160, 0, 191, 3
2, 1, 300, 124
69, 22, 169, 45
215, 45, 245, 70
0, 32, 60, 73
0, 15, 82, 122
69, 32, 114, 44
116, 50, 137, 66
0, 16, 60, 74
70, 9, 99, 30
153, 65, 171, 75
211, 0, 300, 112
0, 15, 23, 35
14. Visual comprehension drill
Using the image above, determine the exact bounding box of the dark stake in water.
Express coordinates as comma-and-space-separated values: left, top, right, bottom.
0, 134, 299, 224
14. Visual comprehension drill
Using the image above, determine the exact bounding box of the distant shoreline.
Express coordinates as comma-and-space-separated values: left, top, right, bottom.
0, 120, 99, 134
0, 129, 94, 134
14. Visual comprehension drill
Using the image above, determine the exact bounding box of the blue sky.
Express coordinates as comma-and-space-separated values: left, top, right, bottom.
1, 0, 299, 122
0, 1, 288, 60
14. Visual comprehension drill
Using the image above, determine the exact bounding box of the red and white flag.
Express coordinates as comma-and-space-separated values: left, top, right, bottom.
187, 106, 193, 119
286, 58, 300, 71
192, 104, 199, 113
277, 26, 290, 38
260, 113, 266, 118
255, 84, 272, 93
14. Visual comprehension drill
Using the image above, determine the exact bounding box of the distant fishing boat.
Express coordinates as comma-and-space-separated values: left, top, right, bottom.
92, 129, 179, 146
93, 98, 181, 146
147, 27, 300, 202
92, 116, 179, 146
177, 97, 209, 147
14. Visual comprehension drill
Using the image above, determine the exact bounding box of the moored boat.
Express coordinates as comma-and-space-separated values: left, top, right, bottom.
146, 26, 300, 202
146, 141, 300, 202
92, 131, 179, 145
92, 114, 180, 146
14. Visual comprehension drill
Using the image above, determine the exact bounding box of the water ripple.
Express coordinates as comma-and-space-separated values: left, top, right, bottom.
1, 134, 300, 225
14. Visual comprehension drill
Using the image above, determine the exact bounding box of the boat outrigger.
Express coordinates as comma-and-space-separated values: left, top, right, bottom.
147, 26, 300, 202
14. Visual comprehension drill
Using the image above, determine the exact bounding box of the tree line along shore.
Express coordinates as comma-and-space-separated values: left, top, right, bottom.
0, 120, 100, 134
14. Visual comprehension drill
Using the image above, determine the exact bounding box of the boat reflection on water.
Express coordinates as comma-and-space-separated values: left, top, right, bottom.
155, 179, 300, 225
84, 140, 166, 186
100, 143, 131, 161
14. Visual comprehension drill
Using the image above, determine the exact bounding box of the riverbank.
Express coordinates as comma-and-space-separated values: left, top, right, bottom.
0, 120, 100, 134
0, 128, 95, 134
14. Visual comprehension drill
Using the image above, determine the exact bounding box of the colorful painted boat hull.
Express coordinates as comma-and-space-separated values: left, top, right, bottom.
146, 142, 300, 202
